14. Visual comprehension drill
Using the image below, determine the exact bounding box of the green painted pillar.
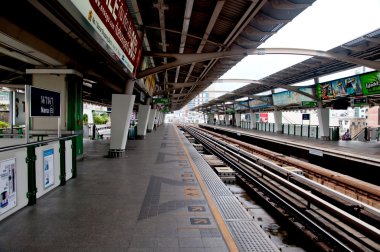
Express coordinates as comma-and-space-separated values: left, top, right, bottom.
59, 139, 66, 186
26, 145, 37, 205
66, 75, 83, 158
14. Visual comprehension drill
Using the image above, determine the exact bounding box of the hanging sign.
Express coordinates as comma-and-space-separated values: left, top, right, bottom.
30, 87, 60, 117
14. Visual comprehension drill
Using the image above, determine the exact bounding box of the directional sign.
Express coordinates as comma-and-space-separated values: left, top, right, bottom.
184, 187, 200, 197
190, 218, 210, 225
181, 172, 193, 177
188, 206, 206, 212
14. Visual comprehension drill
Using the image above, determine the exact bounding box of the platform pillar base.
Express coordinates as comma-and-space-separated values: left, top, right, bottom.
108, 149, 125, 158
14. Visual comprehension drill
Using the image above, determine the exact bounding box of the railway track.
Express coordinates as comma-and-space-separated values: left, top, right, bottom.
180, 124, 380, 252
192, 125, 380, 210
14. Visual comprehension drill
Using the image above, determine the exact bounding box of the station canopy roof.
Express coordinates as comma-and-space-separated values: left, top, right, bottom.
193, 28, 380, 112
128, 0, 318, 110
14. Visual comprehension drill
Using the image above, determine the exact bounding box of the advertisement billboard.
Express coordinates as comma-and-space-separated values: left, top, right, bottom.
69, 0, 142, 74
360, 71, 380, 95
316, 71, 380, 100
317, 75, 362, 100
0, 158, 16, 215
272, 88, 314, 106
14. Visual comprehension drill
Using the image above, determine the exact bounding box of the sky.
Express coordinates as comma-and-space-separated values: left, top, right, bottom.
207, 0, 380, 93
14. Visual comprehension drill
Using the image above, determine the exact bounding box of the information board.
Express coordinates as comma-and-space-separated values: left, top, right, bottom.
30, 87, 60, 117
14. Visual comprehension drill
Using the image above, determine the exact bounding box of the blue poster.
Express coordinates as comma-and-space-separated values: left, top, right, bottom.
43, 149, 54, 189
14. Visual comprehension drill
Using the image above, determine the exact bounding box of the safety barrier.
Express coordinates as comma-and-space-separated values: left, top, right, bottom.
0, 135, 77, 221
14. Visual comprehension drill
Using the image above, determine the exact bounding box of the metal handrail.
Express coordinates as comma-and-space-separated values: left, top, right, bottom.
0, 135, 77, 152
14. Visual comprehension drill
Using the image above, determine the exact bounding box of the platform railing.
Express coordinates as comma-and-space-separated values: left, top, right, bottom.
0, 135, 77, 222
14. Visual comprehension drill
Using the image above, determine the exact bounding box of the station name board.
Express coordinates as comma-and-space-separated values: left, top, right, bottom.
30, 87, 60, 117
69, 0, 142, 74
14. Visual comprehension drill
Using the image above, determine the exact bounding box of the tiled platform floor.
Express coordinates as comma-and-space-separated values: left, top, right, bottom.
0, 124, 233, 251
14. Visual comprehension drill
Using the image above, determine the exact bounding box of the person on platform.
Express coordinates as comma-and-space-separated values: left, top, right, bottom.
154, 117, 158, 130
342, 129, 351, 140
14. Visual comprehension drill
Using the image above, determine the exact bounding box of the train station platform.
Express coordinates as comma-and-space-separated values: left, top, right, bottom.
201, 124, 380, 161
200, 124, 380, 185
0, 124, 278, 251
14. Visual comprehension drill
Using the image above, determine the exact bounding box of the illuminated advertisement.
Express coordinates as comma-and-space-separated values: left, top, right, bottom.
43, 149, 55, 189
316, 71, 380, 100
69, 0, 142, 74
317, 75, 362, 100
0, 158, 16, 215
360, 71, 380, 95
272, 88, 314, 106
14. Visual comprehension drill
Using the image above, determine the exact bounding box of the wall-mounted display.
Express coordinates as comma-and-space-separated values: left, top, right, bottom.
43, 149, 55, 189
0, 158, 16, 215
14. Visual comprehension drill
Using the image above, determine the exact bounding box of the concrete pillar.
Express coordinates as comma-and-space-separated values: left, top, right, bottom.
273, 109, 282, 133
147, 109, 156, 132
317, 106, 330, 140
250, 112, 256, 129
235, 113, 241, 127
109, 94, 135, 156
225, 114, 229, 126
26, 69, 84, 157
137, 105, 150, 139
208, 113, 214, 124
158, 111, 163, 125
124, 79, 135, 95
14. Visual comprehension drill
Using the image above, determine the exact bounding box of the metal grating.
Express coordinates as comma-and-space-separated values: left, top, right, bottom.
204, 180, 231, 196
214, 196, 251, 220
180, 129, 279, 252
228, 221, 279, 252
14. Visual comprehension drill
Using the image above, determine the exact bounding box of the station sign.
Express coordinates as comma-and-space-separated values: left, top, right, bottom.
67, 0, 142, 75
302, 101, 317, 107
153, 98, 169, 104
353, 97, 367, 106
30, 87, 60, 117
302, 113, 310, 120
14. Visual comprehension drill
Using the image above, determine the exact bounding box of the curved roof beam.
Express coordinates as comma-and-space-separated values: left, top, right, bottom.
137, 48, 380, 79
215, 78, 317, 101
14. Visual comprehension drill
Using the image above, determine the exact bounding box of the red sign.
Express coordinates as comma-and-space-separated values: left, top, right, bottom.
89, 0, 142, 71
259, 113, 268, 122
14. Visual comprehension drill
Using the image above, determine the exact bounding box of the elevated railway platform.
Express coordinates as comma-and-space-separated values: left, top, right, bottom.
200, 124, 380, 186
0, 124, 278, 252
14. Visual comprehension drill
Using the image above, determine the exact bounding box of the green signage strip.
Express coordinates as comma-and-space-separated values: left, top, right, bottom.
153, 98, 169, 104
302, 101, 317, 107
360, 71, 380, 95
353, 97, 367, 106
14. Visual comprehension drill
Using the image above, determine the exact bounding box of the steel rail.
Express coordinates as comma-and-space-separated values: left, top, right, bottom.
183, 125, 380, 248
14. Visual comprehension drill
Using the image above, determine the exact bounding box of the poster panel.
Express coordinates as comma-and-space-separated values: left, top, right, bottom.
317, 74, 364, 100
248, 98, 271, 109
43, 149, 55, 189
0, 158, 16, 215
360, 71, 380, 95
259, 113, 268, 122
272, 88, 314, 106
